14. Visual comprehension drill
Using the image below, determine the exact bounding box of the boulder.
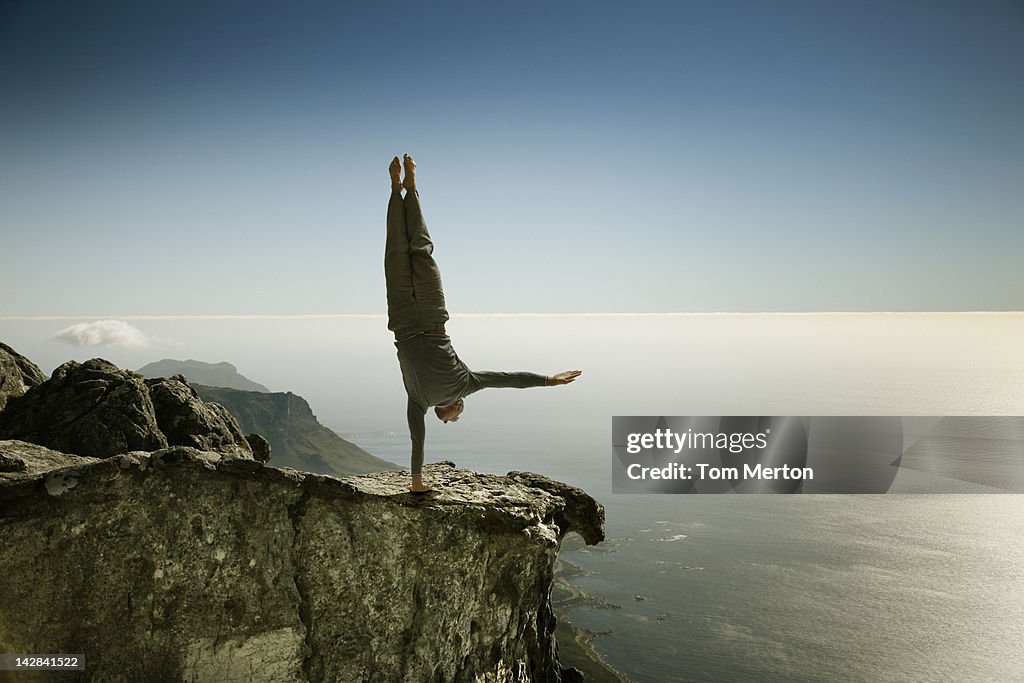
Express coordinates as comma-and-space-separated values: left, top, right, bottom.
246, 432, 272, 463
0, 358, 252, 460
146, 375, 251, 459
0, 359, 168, 457
0, 342, 47, 411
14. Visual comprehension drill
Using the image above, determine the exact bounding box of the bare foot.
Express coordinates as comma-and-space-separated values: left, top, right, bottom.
402, 154, 416, 192
389, 156, 402, 191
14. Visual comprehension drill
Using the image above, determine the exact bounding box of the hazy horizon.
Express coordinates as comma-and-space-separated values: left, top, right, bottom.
4, 314, 1022, 442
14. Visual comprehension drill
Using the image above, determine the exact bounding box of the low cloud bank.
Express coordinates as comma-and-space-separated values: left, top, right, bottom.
52, 320, 156, 348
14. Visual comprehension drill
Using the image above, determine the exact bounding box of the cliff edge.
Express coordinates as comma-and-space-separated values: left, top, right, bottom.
0, 442, 604, 682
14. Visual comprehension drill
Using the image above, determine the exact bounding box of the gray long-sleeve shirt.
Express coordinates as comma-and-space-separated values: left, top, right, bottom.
395, 334, 547, 471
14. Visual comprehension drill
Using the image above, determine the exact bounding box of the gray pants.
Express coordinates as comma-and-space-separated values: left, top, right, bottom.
385, 189, 450, 339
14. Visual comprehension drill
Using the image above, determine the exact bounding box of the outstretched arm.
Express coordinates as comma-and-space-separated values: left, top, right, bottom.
546, 370, 582, 386
469, 370, 583, 391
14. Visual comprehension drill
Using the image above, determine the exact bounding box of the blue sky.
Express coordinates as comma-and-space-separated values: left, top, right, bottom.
2, 0, 1022, 314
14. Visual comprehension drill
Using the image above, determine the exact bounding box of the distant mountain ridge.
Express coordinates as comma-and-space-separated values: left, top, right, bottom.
136, 359, 398, 476
137, 359, 270, 392
191, 384, 399, 476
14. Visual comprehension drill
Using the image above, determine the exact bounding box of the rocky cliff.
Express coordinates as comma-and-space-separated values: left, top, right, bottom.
191, 384, 399, 476
0, 442, 604, 682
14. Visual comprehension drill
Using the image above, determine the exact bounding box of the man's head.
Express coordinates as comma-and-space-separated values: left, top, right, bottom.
434, 398, 464, 423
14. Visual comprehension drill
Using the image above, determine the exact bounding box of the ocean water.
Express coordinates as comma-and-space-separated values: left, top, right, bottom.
4, 313, 1024, 681
567, 496, 1024, 682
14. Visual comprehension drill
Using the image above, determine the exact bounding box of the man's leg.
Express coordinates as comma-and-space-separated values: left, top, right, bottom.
402, 155, 449, 333
385, 159, 420, 337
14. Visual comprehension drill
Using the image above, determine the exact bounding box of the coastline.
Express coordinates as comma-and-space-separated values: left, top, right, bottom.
552, 551, 628, 683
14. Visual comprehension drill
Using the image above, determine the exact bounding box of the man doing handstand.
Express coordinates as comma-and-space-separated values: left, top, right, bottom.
385, 154, 581, 493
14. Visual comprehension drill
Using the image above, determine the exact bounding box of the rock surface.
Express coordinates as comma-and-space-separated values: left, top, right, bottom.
0, 444, 605, 682
0, 439, 102, 478
0, 342, 47, 411
246, 432, 272, 463
0, 359, 252, 460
